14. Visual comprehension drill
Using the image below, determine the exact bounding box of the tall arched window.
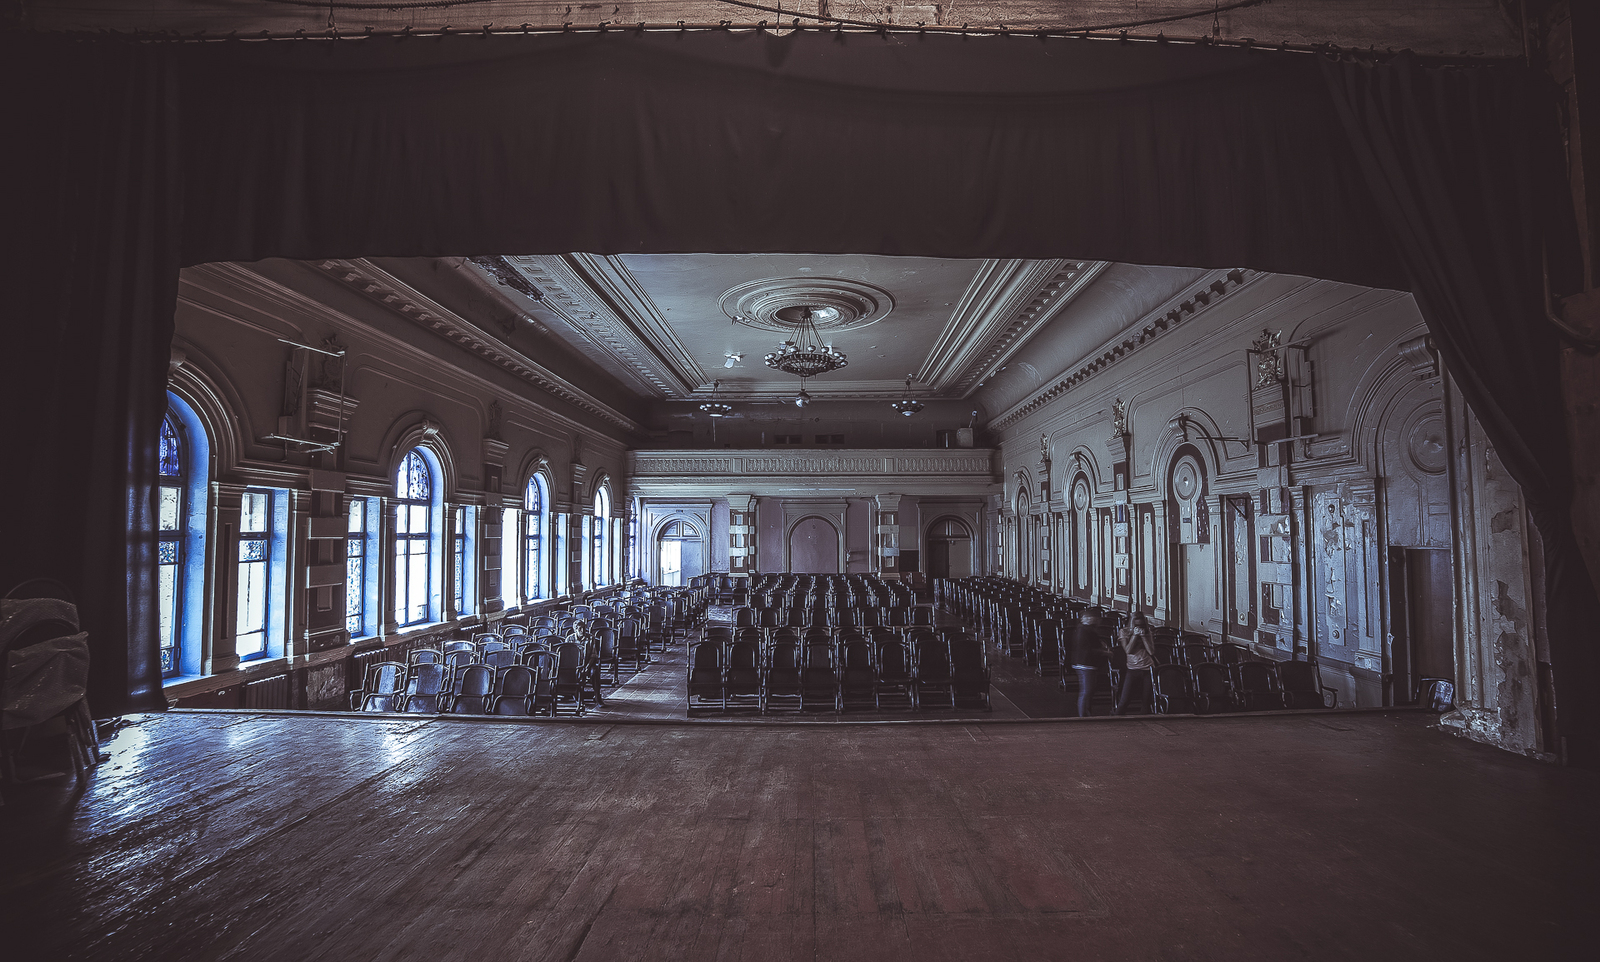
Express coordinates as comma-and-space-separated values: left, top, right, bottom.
157, 414, 185, 676
525, 475, 546, 600
593, 485, 612, 587
394, 449, 433, 627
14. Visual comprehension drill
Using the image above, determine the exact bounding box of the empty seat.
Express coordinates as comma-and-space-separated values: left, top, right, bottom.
687, 640, 727, 713
875, 637, 914, 710
402, 663, 447, 713
1277, 661, 1338, 709
552, 641, 589, 715
352, 662, 407, 712
765, 637, 804, 713
615, 618, 647, 671
949, 635, 991, 710
800, 639, 839, 712
446, 664, 495, 714
1233, 661, 1280, 711
839, 639, 878, 710
491, 665, 537, 715
526, 650, 559, 716
407, 648, 442, 666
913, 635, 956, 710
1192, 662, 1237, 714
1151, 663, 1196, 714
724, 639, 763, 712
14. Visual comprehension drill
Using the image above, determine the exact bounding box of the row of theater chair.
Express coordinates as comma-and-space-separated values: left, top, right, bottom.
351, 640, 609, 716
730, 605, 936, 630
1143, 659, 1338, 713
686, 631, 991, 714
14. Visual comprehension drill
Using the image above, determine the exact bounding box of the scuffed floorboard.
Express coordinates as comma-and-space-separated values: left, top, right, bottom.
2, 712, 1594, 961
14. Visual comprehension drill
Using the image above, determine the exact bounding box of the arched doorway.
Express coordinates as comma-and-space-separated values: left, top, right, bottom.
657, 519, 702, 587
925, 517, 974, 579
789, 517, 840, 573
1168, 450, 1213, 632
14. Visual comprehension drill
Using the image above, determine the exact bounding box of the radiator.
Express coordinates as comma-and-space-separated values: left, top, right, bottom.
244, 673, 291, 710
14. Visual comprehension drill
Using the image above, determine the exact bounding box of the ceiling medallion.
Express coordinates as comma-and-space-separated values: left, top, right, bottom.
721, 276, 894, 334
698, 379, 732, 418
764, 306, 848, 379
890, 377, 925, 417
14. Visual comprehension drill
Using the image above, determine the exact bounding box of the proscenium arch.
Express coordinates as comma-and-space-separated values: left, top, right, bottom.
15, 33, 1586, 753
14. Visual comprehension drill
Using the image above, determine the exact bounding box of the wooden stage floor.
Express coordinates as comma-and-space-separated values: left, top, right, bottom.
2, 710, 1595, 961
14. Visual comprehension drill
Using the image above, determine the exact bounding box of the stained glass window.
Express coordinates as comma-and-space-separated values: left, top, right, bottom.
346, 497, 365, 635
593, 486, 611, 588
158, 414, 184, 675
524, 476, 544, 601
393, 448, 432, 627
237, 490, 271, 660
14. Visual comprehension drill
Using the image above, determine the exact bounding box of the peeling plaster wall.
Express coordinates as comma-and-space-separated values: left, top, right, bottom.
1440, 390, 1546, 756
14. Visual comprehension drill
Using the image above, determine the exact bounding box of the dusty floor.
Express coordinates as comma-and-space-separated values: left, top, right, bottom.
2, 709, 1595, 961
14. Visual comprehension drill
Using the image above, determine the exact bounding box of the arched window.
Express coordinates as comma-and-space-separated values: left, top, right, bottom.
524, 475, 547, 600
394, 449, 433, 627
593, 485, 611, 587
157, 414, 185, 676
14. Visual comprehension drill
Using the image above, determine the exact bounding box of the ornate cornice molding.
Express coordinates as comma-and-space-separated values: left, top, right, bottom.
990, 269, 1252, 431
931, 260, 1109, 396
500, 254, 695, 398
630, 450, 996, 478
314, 259, 641, 435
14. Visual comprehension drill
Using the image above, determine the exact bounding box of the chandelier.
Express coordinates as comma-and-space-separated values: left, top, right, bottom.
764, 307, 848, 379
889, 377, 924, 417
698, 379, 732, 418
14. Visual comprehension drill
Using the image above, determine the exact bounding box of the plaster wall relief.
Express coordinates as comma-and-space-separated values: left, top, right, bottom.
1440, 389, 1548, 757
1311, 483, 1382, 706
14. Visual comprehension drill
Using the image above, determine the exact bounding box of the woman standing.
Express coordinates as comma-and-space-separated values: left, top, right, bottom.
1113, 612, 1156, 715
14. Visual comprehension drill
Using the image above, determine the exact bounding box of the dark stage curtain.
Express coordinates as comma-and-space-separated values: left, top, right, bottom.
2, 40, 180, 716
0, 30, 1588, 757
1323, 56, 1596, 765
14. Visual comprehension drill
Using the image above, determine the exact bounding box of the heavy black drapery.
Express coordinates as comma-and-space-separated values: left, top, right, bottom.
1, 30, 1588, 759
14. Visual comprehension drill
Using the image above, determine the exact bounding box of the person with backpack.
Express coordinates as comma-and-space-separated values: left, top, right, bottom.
1113, 612, 1156, 715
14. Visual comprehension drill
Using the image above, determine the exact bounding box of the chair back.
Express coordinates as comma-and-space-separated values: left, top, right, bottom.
444, 649, 477, 671
408, 648, 442, 665
484, 648, 517, 670
444, 640, 476, 653
554, 642, 584, 683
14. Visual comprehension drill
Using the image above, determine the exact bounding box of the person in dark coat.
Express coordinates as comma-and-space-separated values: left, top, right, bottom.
1069, 612, 1102, 717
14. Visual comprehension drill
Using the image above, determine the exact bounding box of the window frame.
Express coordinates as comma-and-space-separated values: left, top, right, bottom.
524, 474, 547, 602
236, 488, 273, 662
393, 448, 435, 629
157, 414, 185, 678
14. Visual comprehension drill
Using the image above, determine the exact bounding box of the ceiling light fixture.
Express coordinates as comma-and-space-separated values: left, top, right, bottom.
793, 383, 812, 408
724, 352, 743, 368
890, 377, 925, 417
764, 306, 848, 380
699, 379, 732, 418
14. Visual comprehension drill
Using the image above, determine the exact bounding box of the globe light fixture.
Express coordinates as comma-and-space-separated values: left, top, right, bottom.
889, 376, 925, 417
698, 379, 733, 418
